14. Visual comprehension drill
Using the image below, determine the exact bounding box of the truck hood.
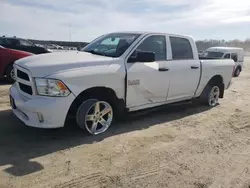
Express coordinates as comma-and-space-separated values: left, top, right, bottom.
15, 51, 114, 77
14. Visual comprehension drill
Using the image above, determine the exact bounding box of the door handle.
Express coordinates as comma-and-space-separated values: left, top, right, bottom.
158, 68, 169, 72
191, 66, 199, 69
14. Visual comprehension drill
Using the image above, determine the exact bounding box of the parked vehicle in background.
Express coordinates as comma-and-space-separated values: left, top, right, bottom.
52, 44, 64, 50
198, 50, 204, 55
0, 45, 33, 83
9, 32, 235, 135
35, 44, 45, 48
200, 47, 244, 77
0, 36, 50, 54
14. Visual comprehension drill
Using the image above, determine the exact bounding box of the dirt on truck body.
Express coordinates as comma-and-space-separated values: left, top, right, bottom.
0, 57, 250, 188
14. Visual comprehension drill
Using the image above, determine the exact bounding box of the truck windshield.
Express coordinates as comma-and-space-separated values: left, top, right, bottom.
81, 33, 141, 58
202, 51, 224, 58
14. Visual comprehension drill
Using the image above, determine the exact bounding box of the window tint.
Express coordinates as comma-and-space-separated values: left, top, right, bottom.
0, 38, 6, 45
224, 53, 230, 59
6, 38, 19, 45
170, 37, 193, 60
136, 35, 166, 61
231, 53, 238, 62
202, 51, 224, 58
19, 39, 33, 46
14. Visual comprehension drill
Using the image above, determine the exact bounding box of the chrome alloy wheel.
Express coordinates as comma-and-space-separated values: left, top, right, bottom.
208, 86, 220, 107
79, 100, 113, 135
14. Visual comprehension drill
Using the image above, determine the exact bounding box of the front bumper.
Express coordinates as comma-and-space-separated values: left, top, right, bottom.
9, 83, 75, 128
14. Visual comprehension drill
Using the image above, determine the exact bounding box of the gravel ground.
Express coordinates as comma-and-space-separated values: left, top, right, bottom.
0, 57, 250, 188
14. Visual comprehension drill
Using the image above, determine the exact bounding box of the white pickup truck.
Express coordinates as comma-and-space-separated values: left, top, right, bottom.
10, 32, 235, 135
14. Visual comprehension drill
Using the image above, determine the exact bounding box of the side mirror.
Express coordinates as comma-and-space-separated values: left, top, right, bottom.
128, 50, 155, 63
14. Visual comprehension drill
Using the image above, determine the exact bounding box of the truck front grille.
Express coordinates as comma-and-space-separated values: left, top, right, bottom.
18, 83, 33, 95
17, 70, 30, 81
15, 66, 34, 96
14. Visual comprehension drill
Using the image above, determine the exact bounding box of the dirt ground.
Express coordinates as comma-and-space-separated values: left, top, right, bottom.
1, 57, 250, 188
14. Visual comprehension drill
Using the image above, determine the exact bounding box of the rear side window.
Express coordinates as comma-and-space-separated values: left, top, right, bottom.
170, 37, 193, 60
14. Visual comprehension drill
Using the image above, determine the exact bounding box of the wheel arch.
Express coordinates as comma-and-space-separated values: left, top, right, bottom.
66, 86, 126, 121
206, 75, 224, 98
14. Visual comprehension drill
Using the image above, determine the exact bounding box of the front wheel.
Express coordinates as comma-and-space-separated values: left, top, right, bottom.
76, 99, 114, 135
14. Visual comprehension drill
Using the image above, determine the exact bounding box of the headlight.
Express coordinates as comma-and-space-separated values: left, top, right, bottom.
35, 78, 70, 97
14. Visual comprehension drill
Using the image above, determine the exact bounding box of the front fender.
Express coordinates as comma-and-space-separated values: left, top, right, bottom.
46, 63, 126, 100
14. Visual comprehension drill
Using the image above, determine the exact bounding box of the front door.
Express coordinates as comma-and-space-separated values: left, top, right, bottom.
126, 35, 170, 108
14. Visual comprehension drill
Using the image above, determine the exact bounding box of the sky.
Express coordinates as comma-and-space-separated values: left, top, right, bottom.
0, 0, 250, 42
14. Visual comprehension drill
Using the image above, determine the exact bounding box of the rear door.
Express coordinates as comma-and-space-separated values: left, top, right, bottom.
166, 36, 200, 102
126, 35, 170, 108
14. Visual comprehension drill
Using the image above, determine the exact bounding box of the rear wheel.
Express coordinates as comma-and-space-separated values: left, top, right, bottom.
207, 85, 220, 107
6, 65, 15, 83
201, 84, 220, 107
234, 67, 241, 77
76, 98, 114, 135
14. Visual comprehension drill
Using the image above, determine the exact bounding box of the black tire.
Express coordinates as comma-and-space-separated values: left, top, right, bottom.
76, 99, 98, 130
76, 97, 114, 135
234, 67, 241, 77
200, 83, 220, 107
5, 64, 15, 84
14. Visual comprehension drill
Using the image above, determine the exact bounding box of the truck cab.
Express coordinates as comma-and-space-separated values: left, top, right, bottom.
201, 47, 244, 77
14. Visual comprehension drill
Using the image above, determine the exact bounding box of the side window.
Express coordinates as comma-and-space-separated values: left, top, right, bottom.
19, 39, 33, 46
231, 53, 238, 62
224, 53, 230, 59
0, 38, 6, 45
136, 35, 166, 61
170, 37, 193, 60
6, 39, 20, 46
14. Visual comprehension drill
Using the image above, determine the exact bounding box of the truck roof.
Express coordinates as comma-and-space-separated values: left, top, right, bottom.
109, 31, 193, 39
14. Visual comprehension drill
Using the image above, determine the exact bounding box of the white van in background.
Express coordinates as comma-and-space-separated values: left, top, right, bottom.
200, 47, 244, 77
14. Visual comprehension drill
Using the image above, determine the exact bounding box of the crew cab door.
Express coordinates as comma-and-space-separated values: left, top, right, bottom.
166, 36, 200, 102
126, 35, 170, 108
